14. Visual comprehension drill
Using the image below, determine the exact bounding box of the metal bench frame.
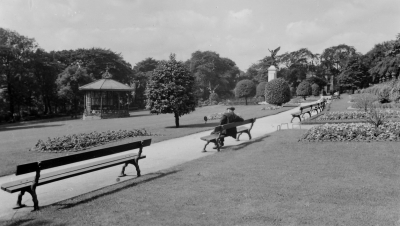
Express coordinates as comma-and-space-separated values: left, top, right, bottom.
200, 118, 256, 152
1, 139, 151, 211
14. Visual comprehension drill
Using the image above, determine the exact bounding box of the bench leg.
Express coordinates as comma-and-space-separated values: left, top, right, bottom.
119, 159, 141, 177
202, 141, 211, 152
236, 132, 242, 141
26, 186, 39, 211
291, 116, 301, 123
132, 158, 141, 177
214, 140, 220, 152
14, 190, 27, 209
246, 132, 252, 140
14, 186, 39, 211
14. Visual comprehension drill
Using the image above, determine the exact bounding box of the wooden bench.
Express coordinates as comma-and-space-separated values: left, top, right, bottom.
332, 93, 341, 99
200, 118, 256, 152
290, 101, 327, 122
1, 139, 152, 211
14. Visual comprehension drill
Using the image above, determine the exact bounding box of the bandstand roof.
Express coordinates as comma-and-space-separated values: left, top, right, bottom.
79, 79, 133, 91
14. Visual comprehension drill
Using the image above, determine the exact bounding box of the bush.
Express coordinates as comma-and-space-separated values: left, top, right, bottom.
311, 83, 320, 96
256, 82, 267, 99
265, 78, 291, 106
378, 85, 391, 103
390, 80, 400, 103
209, 92, 219, 103
296, 81, 312, 100
235, 79, 256, 105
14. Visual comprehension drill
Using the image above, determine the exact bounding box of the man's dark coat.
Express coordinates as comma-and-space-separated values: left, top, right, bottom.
220, 112, 244, 139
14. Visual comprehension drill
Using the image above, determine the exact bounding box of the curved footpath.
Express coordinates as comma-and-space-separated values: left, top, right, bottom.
0, 102, 322, 220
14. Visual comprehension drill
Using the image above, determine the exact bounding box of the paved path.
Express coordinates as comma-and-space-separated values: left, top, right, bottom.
0, 103, 321, 220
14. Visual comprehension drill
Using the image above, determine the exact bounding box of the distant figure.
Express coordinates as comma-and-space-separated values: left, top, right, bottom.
213, 106, 244, 149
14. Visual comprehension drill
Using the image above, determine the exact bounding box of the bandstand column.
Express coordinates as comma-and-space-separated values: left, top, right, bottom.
100, 91, 103, 119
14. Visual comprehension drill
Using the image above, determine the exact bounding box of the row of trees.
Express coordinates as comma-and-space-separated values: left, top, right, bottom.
1, 27, 399, 120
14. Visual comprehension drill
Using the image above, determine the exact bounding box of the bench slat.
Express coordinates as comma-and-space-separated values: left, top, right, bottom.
200, 134, 219, 141
2, 153, 146, 193
16, 139, 152, 175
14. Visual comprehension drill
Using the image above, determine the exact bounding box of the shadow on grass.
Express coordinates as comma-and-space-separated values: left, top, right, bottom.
1, 219, 67, 226
0, 124, 64, 132
128, 113, 153, 118
229, 134, 271, 151
52, 170, 179, 210
165, 122, 219, 129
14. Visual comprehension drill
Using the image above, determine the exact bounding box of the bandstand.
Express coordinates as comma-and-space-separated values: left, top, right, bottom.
79, 77, 134, 120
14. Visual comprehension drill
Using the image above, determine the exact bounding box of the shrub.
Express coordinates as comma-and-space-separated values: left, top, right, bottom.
378, 85, 391, 103
209, 92, 219, 103
256, 82, 267, 100
365, 107, 387, 129
390, 80, 400, 103
265, 78, 291, 106
235, 79, 256, 105
351, 93, 378, 111
311, 83, 320, 96
296, 81, 312, 100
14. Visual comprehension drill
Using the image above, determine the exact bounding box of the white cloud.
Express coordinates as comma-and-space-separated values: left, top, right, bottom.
286, 0, 400, 52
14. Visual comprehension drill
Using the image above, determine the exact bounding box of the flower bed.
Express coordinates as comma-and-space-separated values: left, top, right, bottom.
261, 105, 282, 110
316, 110, 400, 121
30, 129, 154, 153
300, 122, 400, 142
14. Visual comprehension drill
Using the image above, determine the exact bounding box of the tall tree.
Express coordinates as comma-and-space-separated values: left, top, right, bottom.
146, 54, 196, 128
131, 57, 159, 108
338, 55, 370, 90
368, 35, 400, 82
31, 49, 63, 114
320, 44, 357, 77
53, 48, 134, 83
188, 51, 240, 100
0, 28, 38, 114
56, 63, 94, 113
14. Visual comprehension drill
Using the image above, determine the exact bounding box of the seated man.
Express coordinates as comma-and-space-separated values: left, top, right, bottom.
214, 106, 244, 149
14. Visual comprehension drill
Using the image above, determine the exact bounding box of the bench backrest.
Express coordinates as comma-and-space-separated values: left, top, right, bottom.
300, 104, 313, 111
212, 118, 255, 133
15, 139, 152, 175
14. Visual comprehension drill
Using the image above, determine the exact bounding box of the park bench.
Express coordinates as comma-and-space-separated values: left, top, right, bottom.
332, 93, 341, 99
290, 101, 326, 123
200, 118, 256, 152
1, 139, 152, 211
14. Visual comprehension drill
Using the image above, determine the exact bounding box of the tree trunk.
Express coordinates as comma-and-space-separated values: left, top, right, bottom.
245, 97, 248, 105
174, 111, 180, 128
7, 82, 14, 114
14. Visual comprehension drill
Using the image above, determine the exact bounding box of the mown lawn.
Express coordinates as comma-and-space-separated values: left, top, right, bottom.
0, 104, 294, 176
3, 130, 400, 226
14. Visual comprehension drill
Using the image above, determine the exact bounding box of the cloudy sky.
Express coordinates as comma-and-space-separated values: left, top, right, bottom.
1, 0, 399, 71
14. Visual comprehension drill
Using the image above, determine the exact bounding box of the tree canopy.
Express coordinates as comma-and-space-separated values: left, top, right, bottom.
146, 54, 196, 128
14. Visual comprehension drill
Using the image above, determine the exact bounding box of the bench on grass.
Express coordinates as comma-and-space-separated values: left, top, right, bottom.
200, 118, 256, 152
1, 139, 152, 211
290, 101, 326, 123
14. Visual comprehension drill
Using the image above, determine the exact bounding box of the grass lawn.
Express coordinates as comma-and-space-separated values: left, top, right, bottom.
0, 104, 295, 176
327, 93, 355, 112
3, 129, 400, 225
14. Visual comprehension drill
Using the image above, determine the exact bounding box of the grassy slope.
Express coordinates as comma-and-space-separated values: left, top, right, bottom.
0, 105, 294, 176
3, 130, 400, 226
